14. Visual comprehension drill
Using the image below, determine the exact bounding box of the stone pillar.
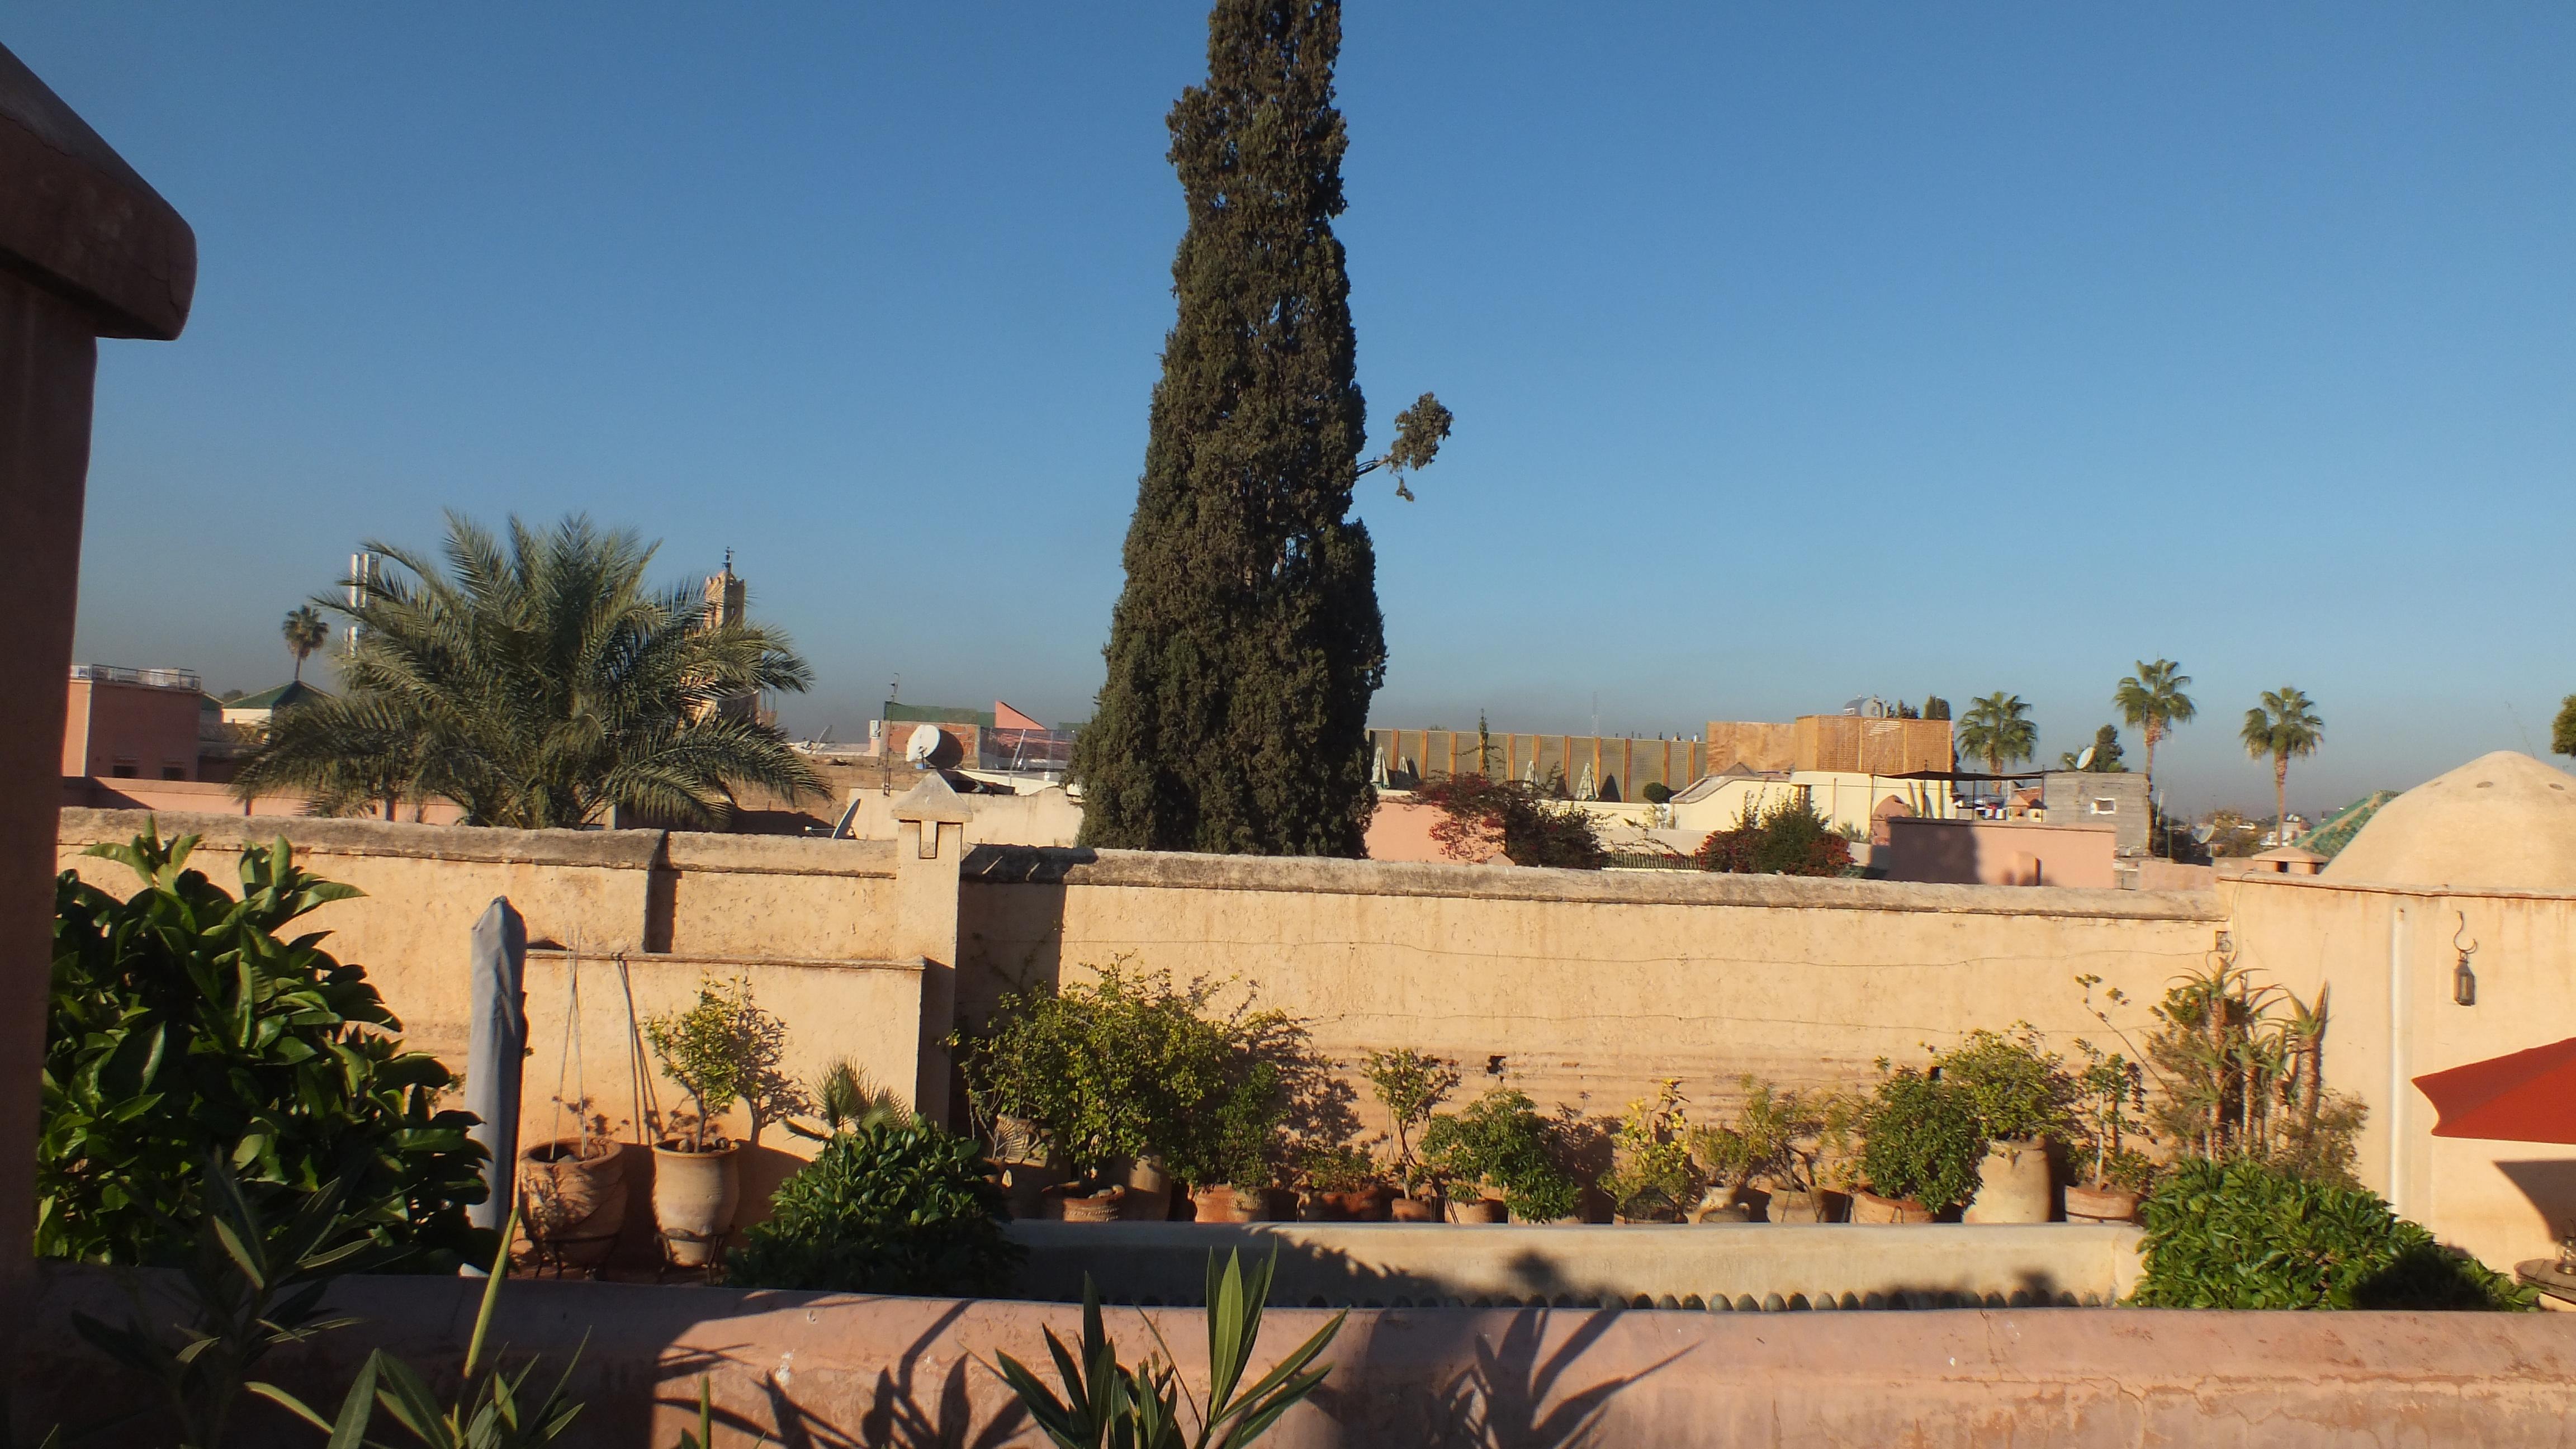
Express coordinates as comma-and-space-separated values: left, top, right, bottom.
889, 773, 971, 1125
0, 42, 195, 1328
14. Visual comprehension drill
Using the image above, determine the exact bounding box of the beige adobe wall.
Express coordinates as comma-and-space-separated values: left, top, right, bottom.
54, 809, 917, 1175
958, 849, 2223, 1130
2222, 872, 2576, 1273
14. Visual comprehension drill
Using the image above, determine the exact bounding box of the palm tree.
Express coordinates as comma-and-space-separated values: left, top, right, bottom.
2113, 659, 2195, 815
280, 604, 330, 683
2240, 686, 2323, 847
236, 513, 822, 828
1956, 692, 2038, 805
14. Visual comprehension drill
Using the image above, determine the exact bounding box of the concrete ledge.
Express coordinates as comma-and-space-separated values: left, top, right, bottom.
965, 844, 2227, 920
21, 1266, 2575, 1446
58, 808, 897, 879
1005, 1221, 2145, 1309
662, 830, 896, 878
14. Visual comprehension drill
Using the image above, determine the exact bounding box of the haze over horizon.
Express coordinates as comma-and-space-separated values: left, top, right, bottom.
15, 4, 2572, 816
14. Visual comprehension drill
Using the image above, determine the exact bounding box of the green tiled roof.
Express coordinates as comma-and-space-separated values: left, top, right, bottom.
883, 700, 993, 728
229, 680, 331, 711
2301, 790, 2397, 859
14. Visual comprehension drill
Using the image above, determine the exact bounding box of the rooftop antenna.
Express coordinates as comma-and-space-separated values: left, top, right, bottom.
889, 673, 901, 704
722, 546, 733, 576
2506, 700, 2537, 756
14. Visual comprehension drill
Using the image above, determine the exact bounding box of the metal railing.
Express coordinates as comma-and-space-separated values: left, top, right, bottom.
69, 664, 201, 691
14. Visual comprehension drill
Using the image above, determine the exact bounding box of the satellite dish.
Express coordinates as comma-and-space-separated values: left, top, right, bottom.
2192, 823, 2216, 845
2076, 746, 2096, 770
904, 724, 944, 766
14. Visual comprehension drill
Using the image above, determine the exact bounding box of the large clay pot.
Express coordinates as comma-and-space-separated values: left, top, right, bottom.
1389, 1195, 1440, 1223
1961, 1139, 2054, 1224
1451, 1197, 1508, 1224
1192, 1185, 1256, 1223
651, 1141, 741, 1267
2063, 1183, 2142, 1224
1053, 1184, 1128, 1223
1849, 1188, 1933, 1225
520, 1139, 627, 1270
996, 1159, 1067, 1220
1253, 1187, 1300, 1221
1764, 1188, 1835, 1225
1314, 1185, 1395, 1222
1121, 1157, 1173, 1222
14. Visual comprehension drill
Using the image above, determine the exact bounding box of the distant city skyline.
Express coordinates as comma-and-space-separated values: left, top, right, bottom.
17, 3, 2573, 815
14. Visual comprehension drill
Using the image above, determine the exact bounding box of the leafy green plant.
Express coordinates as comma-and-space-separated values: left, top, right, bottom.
1360, 1049, 1458, 1192
1640, 782, 1673, 806
787, 1057, 911, 1141
727, 1118, 1022, 1296
1856, 1066, 1983, 1214
993, 1250, 1345, 1449
43, 828, 487, 1268
271, 1209, 587, 1448
2137, 959, 2361, 1182
72, 1157, 385, 1449
1935, 1025, 2078, 1143
1413, 774, 1608, 869
1693, 793, 1852, 876
955, 962, 1265, 1181
1598, 1079, 1699, 1220
2134, 1157, 2533, 1310
1173, 1063, 1287, 1191
1420, 1088, 1578, 1221
1688, 1075, 1819, 1193
2071, 1037, 2149, 1188
643, 974, 806, 1151
1294, 1142, 1380, 1194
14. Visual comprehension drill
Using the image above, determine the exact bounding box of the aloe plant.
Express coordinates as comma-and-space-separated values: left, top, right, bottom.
993, 1250, 1344, 1449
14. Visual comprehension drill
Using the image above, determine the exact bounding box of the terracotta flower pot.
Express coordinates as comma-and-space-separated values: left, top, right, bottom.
2063, 1183, 2142, 1224
1961, 1139, 2054, 1224
1191, 1185, 1256, 1223
1120, 1157, 1173, 1221
1254, 1187, 1300, 1221
1052, 1183, 1128, 1223
1848, 1188, 1934, 1225
1764, 1188, 1835, 1225
1451, 1197, 1508, 1224
520, 1139, 627, 1269
651, 1140, 741, 1267
1314, 1185, 1395, 1222
1389, 1195, 1440, 1223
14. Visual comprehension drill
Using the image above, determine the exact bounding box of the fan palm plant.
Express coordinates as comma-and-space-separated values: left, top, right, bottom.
280, 605, 331, 684
2113, 659, 2195, 821
1955, 691, 2038, 798
2240, 686, 2323, 848
235, 513, 820, 828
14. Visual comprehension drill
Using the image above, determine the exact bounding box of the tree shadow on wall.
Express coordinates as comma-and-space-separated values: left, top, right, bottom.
1308, 1306, 1687, 1448
651, 1301, 1028, 1449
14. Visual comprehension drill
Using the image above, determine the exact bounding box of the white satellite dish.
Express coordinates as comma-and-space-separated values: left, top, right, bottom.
2076, 745, 2096, 770
2191, 823, 2216, 845
904, 724, 944, 766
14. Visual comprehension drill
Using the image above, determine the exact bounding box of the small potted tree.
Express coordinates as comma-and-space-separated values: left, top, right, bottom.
1421, 1088, 1578, 1224
2066, 1040, 2153, 1223
1599, 1079, 1701, 1223
1173, 1063, 1291, 1222
1939, 1026, 2079, 1224
1687, 1075, 1815, 1223
1853, 1063, 1983, 1224
1363, 1048, 1459, 1221
642, 975, 795, 1267
1296, 1142, 1392, 1221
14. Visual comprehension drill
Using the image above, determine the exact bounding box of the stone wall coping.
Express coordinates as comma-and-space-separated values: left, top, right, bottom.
2224, 870, 2576, 907
526, 946, 924, 977
0, 42, 195, 339
964, 844, 2227, 921
58, 808, 897, 878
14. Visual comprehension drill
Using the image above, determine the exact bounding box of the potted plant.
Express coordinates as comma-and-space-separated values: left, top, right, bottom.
1362, 1048, 1459, 1222
1420, 1088, 1578, 1224
1938, 1026, 2079, 1224
1297, 1143, 1392, 1222
1599, 1080, 1701, 1223
2066, 1040, 2153, 1223
1687, 1075, 1825, 1223
519, 1097, 627, 1271
1854, 1063, 1983, 1224
642, 975, 794, 1266
1173, 1063, 1292, 1222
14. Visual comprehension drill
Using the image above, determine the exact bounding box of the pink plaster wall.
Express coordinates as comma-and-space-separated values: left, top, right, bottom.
1882, 817, 2117, 888
22, 1267, 2576, 1447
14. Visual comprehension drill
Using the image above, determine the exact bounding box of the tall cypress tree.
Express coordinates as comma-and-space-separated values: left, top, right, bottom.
1073, 0, 1448, 856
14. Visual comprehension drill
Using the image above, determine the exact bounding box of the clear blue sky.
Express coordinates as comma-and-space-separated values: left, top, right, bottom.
15, 3, 2573, 814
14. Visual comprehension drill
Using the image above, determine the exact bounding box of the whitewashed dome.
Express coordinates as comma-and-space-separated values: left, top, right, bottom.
2325, 751, 2576, 892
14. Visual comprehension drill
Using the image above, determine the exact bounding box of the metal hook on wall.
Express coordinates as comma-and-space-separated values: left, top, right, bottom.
2451, 911, 2479, 1006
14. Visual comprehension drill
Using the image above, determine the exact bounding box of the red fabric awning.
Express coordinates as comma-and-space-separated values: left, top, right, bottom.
2414, 1036, 2576, 1145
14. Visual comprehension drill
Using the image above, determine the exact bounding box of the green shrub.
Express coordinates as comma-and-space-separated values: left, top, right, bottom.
1936, 1026, 2077, 1143
1171, 1060, 1287, 1189
1598, 1079, 1700, 1219
1640, 782, 1673, 806
728, 1119, 1022, 1296
1421, 1088, 1578, 1221
1857, 1067, 1984, 1214
1413, 774, 1608, 869
42, 828, 487, 1268
954, 961, 1261, 1179
2134, 1157, 2532, 1310
1362, 1047, 1459, 1192
1693, 793, 1852, 876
